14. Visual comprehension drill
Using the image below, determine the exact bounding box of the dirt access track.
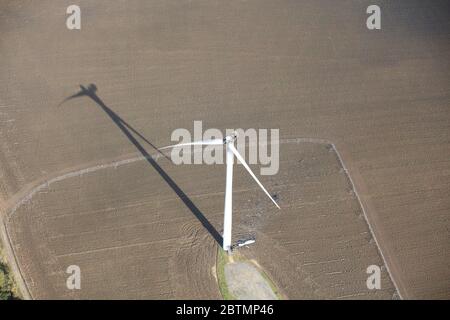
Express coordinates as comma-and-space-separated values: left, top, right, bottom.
0, 1, 449, 299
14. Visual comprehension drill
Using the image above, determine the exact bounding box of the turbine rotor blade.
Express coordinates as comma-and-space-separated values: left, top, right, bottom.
159, 138, 224, 150
228, 143, 280, 209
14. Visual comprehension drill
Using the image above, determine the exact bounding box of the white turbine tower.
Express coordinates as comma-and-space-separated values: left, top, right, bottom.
161, 132, 280, 252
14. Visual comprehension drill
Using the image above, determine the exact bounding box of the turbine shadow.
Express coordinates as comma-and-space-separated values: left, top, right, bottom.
60, 84, 223, 246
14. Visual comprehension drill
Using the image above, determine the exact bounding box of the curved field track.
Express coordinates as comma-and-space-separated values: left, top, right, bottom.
3, 141, 396, 299
4, 152, 223, 299
1, 0, 449, 299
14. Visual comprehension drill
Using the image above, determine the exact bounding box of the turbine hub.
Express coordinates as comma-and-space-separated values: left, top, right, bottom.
224, 132, 237, 144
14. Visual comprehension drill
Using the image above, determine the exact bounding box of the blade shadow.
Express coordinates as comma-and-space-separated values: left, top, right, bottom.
60, 84, 223, 246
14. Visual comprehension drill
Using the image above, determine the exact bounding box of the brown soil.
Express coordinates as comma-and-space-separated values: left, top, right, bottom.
3, 141, 395, 299
0, 0, 449, 299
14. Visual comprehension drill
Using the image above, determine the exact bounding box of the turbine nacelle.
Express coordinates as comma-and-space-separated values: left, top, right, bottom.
223, 131, 238, 144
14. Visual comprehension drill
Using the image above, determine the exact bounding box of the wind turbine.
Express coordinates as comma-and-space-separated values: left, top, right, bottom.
161, 132, 280, 252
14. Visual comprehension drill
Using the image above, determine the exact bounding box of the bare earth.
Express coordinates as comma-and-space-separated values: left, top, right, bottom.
225, 262, 277, 300
0, 1, 449, 299
2, 141, 397, 299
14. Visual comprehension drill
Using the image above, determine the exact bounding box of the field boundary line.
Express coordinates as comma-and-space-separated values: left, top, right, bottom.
284, 137, 404, 300
2, 137, 403, 299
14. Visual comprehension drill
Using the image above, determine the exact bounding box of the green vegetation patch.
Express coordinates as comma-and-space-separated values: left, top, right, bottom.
216, 248, 283, 300
216, 249, 236, 300
0, 246, 20, 300
254, 264, 284, 300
